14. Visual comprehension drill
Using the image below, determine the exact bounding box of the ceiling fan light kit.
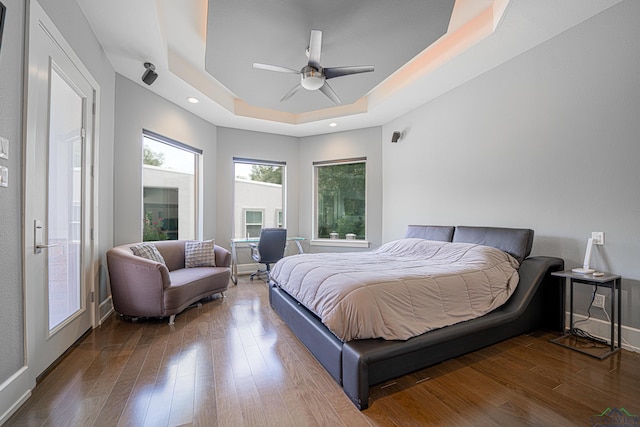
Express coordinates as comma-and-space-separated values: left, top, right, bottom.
253, 29, 374, 105
300, 66, 324, 90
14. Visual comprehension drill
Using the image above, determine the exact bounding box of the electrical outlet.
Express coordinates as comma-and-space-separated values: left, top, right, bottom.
593, 293, 605, 308
591, 231, 604, 245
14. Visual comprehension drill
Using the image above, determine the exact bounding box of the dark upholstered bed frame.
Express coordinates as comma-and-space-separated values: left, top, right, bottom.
269, 226, 564, 409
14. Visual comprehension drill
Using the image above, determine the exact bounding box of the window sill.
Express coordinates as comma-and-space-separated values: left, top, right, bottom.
310, 239, 370, 248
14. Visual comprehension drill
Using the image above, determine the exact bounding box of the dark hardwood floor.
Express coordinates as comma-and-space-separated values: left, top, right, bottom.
7, 276, 640, 426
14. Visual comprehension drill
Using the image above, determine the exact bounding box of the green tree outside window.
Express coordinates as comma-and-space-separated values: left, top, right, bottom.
316, 161, 366, 239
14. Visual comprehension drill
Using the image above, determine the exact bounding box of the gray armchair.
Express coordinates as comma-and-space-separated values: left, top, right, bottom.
250, 228, 287, 281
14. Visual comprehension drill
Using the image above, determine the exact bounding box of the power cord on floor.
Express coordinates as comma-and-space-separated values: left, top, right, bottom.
571, 284, 610, 346
572, 284, 629, 347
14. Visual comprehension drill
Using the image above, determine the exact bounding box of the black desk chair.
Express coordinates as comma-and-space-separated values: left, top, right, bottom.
250, 228, 287, 281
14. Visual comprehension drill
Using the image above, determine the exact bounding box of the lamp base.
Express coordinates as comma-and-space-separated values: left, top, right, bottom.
572, 267, 595, 274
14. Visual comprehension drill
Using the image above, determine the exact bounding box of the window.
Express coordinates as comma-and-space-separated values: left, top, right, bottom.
142, 130, 201, 241
244, 209, 264, 238
314, 158, 366, 241
233, 158, 285, 239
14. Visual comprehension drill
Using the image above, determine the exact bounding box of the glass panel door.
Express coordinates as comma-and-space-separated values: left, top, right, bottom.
47, 67, 84, 331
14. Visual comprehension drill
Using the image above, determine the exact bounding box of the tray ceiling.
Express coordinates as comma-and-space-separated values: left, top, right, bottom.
204, 0, 455, 114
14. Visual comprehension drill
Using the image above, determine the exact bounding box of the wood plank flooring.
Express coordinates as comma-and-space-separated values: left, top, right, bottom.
7, 276, 640, 426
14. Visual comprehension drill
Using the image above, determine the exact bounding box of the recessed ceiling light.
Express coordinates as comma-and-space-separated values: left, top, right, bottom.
329, 122, 338, 127
187, 97, 199, 104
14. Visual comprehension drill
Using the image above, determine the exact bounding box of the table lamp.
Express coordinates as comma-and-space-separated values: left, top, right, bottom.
572, 237, 595, 274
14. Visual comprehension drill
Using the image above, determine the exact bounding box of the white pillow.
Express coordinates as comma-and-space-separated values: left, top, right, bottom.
130, 242, 166, 264
185, 239, 216, 268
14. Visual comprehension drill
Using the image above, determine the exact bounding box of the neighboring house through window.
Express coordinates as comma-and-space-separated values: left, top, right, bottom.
142, 130, 201, 241
233, 158, 285, 239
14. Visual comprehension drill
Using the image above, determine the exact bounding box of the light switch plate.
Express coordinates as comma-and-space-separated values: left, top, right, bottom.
0, 137, 8, 159
0, 166, 8, 187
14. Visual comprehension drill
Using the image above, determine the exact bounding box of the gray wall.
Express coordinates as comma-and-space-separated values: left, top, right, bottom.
215, 126, 382, 259
299, 127, 383, 252
215, 127, 299, 254
382, 1, 640, 330
114, 75, 219, 245
0, 0, 26, 384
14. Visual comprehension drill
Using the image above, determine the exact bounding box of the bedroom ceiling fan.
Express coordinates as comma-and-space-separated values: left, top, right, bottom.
253, 30, 375, 104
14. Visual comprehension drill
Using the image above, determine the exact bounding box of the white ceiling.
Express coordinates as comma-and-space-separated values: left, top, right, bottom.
76, 0, 622, 137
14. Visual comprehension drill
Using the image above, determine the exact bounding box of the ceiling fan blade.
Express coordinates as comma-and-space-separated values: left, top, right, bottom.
319, 81, 341, 105
280, 83, 302, 102
324, 65, 375, 80
307, 30, 322, 69
253, 63, 299, 74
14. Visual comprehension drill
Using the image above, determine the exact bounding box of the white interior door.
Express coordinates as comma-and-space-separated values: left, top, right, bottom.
24, 2, 95, 380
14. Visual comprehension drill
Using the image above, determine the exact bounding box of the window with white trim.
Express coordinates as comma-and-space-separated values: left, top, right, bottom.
233, 158, 285, 239
142, 130, 200, 241
244, 209, 264, 238
314, 158, 366, 240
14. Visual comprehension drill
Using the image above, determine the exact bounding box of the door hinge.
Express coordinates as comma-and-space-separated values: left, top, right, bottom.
90, 228, 94, 240
90, 291, 95, 303
92, 102, 96, 115
81, 127, 86, 139
91, 165, 94, 177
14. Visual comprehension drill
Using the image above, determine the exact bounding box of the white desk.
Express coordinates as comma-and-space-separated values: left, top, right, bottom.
230, 237, 305, 284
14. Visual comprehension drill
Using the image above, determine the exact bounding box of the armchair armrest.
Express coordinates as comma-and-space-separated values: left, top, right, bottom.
106, 246, 171, 317
214, 245, 232, 268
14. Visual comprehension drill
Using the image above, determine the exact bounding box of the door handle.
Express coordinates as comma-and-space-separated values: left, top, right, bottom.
34, 219, 61, 254
36, 244, 60, 249
34, 220, 63, 253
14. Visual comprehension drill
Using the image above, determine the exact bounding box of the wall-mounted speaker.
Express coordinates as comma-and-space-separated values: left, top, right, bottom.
142, 62, 158, 86
391, 131, 401, 143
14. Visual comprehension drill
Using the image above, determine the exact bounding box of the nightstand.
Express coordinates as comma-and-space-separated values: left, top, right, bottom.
550, 270, 621, 359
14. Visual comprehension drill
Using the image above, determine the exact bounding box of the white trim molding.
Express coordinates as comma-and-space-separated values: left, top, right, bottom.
0, 367, 32, 425
310, 239, 370, 248
99, 296, 114, 325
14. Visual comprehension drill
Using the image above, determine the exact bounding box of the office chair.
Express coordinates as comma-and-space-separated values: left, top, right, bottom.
249, 228, 287, 281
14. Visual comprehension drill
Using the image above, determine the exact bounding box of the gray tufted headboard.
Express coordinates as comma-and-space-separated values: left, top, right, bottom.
404, 225, 455, 242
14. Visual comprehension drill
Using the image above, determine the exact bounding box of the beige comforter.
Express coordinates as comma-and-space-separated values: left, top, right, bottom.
270, 238, 520, 341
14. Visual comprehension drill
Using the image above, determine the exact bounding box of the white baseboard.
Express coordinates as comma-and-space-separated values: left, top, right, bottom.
99, 296, 114, 325
566, 312, 640, 353
0, 366, 33, 425
236, 263, 261, 276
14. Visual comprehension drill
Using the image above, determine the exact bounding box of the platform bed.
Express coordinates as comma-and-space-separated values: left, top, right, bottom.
269, 226, 564, 409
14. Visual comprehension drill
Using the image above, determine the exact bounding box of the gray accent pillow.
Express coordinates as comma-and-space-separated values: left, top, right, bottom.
130, 242, 166, 264
185, 239, 216, 268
